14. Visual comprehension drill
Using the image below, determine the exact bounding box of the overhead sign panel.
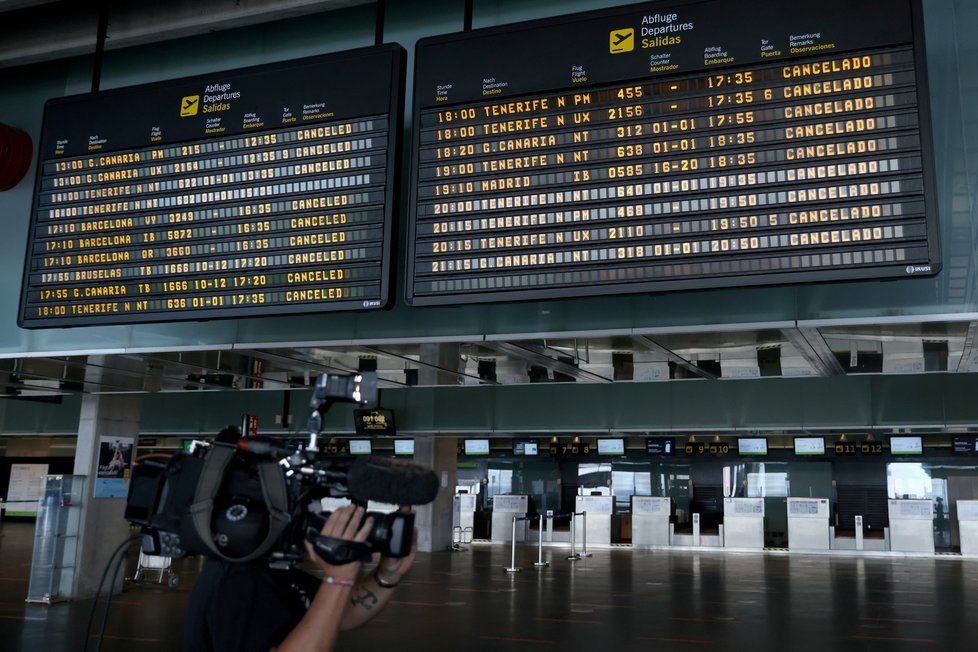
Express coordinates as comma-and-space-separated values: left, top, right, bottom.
406, 0, 937, 305
20, 44, 405, 327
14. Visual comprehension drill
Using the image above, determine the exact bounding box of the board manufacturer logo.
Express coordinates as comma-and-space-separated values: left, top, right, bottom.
609, 28, 634, 53
179, 95, 200, 117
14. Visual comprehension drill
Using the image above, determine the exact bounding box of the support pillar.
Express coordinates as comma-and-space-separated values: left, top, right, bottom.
71, 356, 143, 598
413, 343, 460, 552
413, 436, 456, 552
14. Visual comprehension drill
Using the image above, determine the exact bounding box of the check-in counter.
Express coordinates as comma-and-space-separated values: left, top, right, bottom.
957, 500, 978, 556
575, 495, 614, 546
631, 496, 671, 547
491, 494, 529, 542
888, 499, 934, 553
786, 497, 830, 550
723, 497, 764, 549
453, 494, 477, 542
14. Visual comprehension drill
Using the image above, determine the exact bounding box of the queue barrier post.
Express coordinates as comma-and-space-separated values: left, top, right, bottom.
504, 516, 521, 573
533, 514, 548, 567
579, 510, 592, 558
567, 511, 580, 560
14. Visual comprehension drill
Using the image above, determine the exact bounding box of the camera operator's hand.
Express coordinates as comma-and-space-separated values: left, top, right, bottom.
304, 504, 374, 582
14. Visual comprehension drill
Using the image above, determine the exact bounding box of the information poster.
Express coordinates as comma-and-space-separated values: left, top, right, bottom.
5, 463, 50, 516
94, 436, 133, 498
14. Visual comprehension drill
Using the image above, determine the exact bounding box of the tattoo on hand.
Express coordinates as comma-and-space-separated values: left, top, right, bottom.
351, 587, 378, 611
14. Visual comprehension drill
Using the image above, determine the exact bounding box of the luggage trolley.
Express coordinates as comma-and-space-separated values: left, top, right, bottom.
133, 550, 178, 588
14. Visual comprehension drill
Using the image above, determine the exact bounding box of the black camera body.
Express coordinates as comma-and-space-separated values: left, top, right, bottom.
125, 372, 435, 566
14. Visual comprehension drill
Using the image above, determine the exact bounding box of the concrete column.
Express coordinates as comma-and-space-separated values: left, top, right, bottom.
413, 343, 460, 552
417, 343, 461, 386
412, 436, 456, 553
72, 356, 144, 598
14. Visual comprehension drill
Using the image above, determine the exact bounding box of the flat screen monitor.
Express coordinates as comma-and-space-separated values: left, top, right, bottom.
597, 438, 625, 456
348, 439, 372, 455
738, 438, 768, 456
393, 439, 414, 456
793, 437, 826, 456
890, 435, 923, 455
354, 409, 396, 437
646, 438, 675, 455
513, 439, 538, 456
464, 439, 490, 456
953, 435, 978, 455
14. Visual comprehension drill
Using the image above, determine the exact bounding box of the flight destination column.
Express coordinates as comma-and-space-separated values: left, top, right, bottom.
406, 0, 938, 306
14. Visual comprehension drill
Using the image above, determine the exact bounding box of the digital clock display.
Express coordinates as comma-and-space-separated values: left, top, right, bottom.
19, 44, 405, 327
406, 0, 938, 305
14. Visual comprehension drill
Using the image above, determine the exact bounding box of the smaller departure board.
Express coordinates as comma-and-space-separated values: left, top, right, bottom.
19, 44, 405, 327
406, 0, 939, 306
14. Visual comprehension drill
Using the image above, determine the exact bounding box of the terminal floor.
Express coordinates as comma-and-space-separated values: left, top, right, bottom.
2, 522, 978, 651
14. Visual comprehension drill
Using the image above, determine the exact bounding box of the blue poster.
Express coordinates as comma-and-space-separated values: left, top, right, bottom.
94, 436, 133, 498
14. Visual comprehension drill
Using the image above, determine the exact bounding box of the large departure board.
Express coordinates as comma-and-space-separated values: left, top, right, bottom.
406, 0, 938, 305
19, 44, 405, 327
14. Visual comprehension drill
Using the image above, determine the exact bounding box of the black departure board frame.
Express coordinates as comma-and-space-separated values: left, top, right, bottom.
19, 44, 406, 327
406, 0, 939, 306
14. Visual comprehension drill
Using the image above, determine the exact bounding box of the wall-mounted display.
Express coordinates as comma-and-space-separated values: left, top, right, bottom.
20, 44, 405, 327
597, 437, 625, 455
646, 437, 675, 455
513, 439, 539, 455
393, 439, 415, 456
406, 0, 937, 306
793, 436, 826, 455
348, 439, 372, 455
738, 437, 768, 455
890, 435, 923, 455
464, 438, 490, 455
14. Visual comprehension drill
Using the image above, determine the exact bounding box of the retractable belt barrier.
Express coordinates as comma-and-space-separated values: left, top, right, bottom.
567, 510, 593, 560
503, 511, 589, 572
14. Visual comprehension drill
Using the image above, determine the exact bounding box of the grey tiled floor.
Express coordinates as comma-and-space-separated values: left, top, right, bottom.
1, 521, 976, 651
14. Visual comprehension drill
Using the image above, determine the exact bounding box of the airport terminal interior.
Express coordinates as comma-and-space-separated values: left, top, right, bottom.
2, 0, 978, 649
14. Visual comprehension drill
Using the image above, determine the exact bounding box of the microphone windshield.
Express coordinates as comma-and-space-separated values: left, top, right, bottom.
347, 456, 439, 505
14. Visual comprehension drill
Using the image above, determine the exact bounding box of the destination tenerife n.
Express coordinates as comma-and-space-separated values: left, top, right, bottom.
405, 0, 939, 305
19, 44, 405, 327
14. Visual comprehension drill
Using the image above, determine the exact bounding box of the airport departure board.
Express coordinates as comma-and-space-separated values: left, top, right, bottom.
19, 44, 405, 327
406, 0, 938, 305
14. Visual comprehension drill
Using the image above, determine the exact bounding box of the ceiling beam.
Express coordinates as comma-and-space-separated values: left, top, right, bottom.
630, 335, 717, 380
478, 341, 612, 383
0, 0, 373, 68
781, 327, 847, 376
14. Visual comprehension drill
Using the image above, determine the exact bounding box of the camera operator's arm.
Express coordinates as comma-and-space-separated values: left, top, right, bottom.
339, 507, 417, 631
272, 505, 372, 652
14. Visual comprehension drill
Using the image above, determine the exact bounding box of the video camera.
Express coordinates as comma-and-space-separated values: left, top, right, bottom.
124, 372, 439, 566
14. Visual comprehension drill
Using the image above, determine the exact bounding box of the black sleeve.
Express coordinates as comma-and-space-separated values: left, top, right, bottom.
184, 560, 309, 652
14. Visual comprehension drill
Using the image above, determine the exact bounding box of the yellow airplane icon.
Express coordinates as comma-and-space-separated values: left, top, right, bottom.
610, 28, 634, 53
180, 95, 200, 117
